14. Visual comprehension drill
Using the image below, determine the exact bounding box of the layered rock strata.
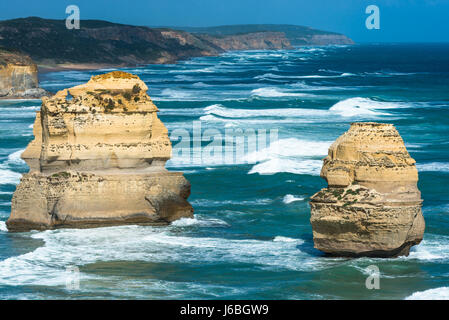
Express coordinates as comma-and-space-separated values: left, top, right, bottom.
198, 32, 292, 51
7, 71, 193, 231
310, 122, 424, 257
0, 48, 47, 98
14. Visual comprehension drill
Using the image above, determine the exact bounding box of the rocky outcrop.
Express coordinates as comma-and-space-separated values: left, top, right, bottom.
0, 48, 48, 98
310, 122, 424, 257
7, 71, 193, 231
198, 32, 292, 51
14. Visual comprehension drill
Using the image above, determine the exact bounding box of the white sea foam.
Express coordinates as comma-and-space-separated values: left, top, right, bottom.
406, 287, 449, 300
364, 71, 419, 77
202, 97, 404, 123
290, 81, 354, 91
6, 149, 25, 166
198, 114, 312, 125
404, 236, 449, 261
159, 107, 205, 116
0, 150, 26, 174
0, 169, 21, 185
248, 159, 322, 175
250, 87, 310, 98
192, 82, 210, 87
0, 106, 40, 112
244, 137, 329, 175
255, 72, 353, 81
245, 138, 331, 163
169, 67, 214, 73
158, 88, 194, 100
0, 221, 7, 232
297, 73, 354, 79
204, 104, 327, 119
298, 47, 325, 53
417, 162, 449, 173
273, 236, 299, 242
282, 194, 304, 204
0, 224, 338, 287
329, 97, 405, 117
171, 216, 229, 227
191, 198, 272, 207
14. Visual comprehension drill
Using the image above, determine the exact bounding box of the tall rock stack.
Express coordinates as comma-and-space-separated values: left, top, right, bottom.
310, 122, 425, 257
7, 71, 193, 231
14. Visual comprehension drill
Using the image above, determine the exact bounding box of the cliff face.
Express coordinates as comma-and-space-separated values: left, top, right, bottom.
293, 34, 354, 46
310, 123, 424, 257
0, 49, 47, 98
180, 24, 354, 46
0, 18, 223, 69
198, 32, 292, 51
7, 71, 193, 231
0, 18, 352, 70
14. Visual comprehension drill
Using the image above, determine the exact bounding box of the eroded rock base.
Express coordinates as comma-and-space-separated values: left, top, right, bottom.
7, 171, 193, 232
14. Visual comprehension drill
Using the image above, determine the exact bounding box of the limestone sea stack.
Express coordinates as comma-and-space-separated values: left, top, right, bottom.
0, 48, 48, 99
310, 122, 424, 257
7, 71, 193, 232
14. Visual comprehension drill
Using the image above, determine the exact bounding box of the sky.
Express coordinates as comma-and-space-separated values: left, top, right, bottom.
0, 0, 448, 43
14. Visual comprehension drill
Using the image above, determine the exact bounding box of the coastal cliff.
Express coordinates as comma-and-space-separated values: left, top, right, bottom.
181, 24, 354, 46
310, 122, 424, 257
0, 18, 351, 70
198, 32, 292, 51
7, 71, 193, 231
0, 18, 221, 69
0, 48, 47, 98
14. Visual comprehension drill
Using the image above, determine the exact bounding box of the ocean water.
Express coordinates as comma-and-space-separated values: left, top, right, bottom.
1, 43, 449, 299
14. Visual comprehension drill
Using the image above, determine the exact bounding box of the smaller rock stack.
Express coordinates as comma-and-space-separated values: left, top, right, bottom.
310, 122, 425, 257
0, 49, 47, 98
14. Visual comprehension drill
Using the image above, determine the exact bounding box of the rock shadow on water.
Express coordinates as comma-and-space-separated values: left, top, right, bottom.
296, 233, 325, 257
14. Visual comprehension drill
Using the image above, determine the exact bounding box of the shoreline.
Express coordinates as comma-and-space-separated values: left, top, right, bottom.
35, 47, 304, 74
37, 44, 356, 74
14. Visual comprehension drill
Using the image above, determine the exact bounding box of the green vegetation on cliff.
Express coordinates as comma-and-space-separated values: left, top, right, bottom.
175, 24, 354, 45
0, 17, 353, 70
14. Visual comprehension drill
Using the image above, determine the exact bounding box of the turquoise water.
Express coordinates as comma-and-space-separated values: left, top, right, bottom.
0, 43, 449, 299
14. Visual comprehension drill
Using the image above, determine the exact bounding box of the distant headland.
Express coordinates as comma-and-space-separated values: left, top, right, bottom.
0, 17, 353, 72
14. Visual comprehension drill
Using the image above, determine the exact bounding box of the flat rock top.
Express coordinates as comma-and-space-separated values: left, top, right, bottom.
0, 48, 34, 67
70, 71, 149, 94
43, 71, 157, 113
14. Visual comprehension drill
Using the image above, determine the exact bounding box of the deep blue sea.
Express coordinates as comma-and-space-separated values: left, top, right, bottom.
0, 44, 449, 299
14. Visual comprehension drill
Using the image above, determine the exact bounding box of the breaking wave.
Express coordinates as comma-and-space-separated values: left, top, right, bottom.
245, 138, 331, 163
248, 159, 323, 175
329, 97, 406, 117
203, 104, 327, 119
250, 87, 311, 98
406, 287, 449, 300
417, 162, 449, 173
0, 224, 338, 288
282, 195, 305, 204
0, 169, 21, 186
